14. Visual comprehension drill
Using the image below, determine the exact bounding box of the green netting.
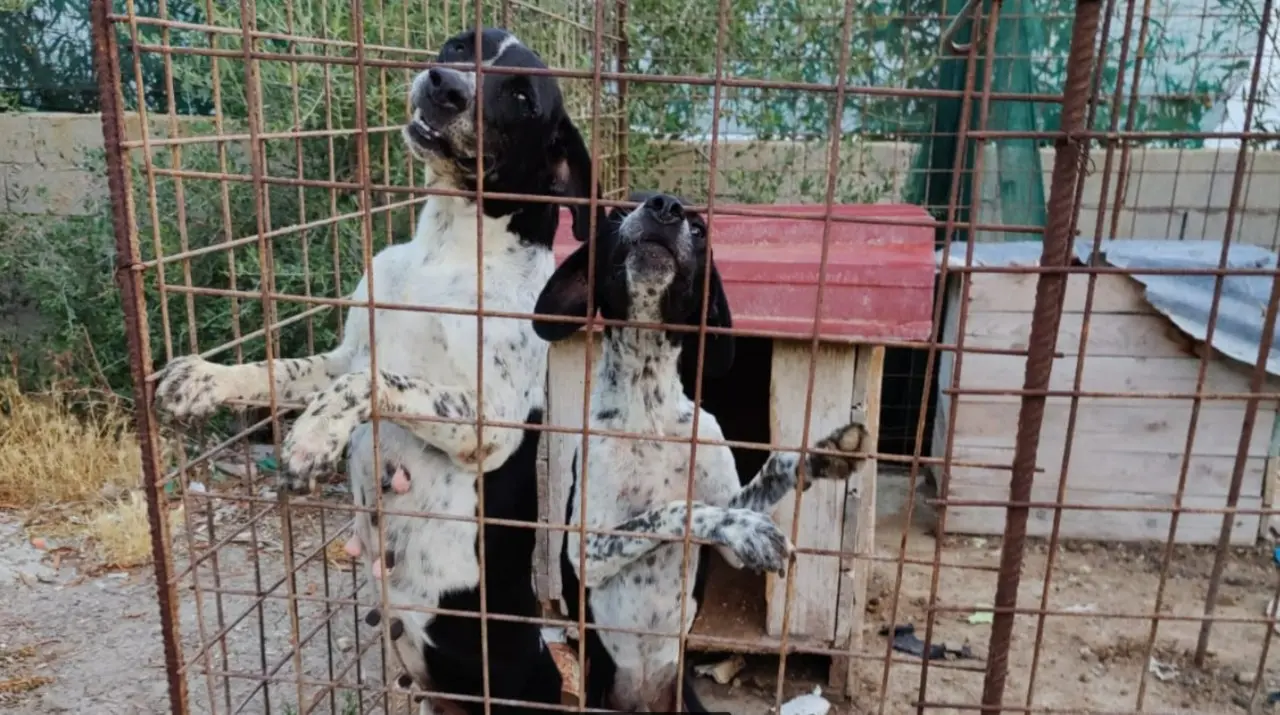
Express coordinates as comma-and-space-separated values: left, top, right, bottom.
903, 0, 1271, 245
903, 0, 1047, 245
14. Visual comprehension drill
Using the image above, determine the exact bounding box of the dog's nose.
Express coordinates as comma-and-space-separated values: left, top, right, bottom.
643, 194, 684, 225
425, 68, 469, 113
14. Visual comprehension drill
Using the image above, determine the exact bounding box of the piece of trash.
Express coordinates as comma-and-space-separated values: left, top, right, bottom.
257, 455, 279, 472
967, 608, 993, 625
1147, 657, 1178, 682
1268, 691, 1280, 705
188, 481, 206, 494
1272, 545, 1280, 566
213, 461, 255, 479
694, 655, 745, 685
30, 538, 47, 550
878, 624, 976, 661
779, 686, 830, 715
1062, 603, 1098, 614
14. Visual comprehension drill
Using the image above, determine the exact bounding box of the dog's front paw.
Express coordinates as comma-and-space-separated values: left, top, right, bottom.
714, 509, 793, 576
807, 418, 869, 480
280, 374, 371, 493
154, 355, 227, 422
280, 420, 345, 494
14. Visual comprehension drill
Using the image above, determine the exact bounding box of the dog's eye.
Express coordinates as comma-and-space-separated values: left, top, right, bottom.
513, 91, 529, 104
690, 224, 705, 239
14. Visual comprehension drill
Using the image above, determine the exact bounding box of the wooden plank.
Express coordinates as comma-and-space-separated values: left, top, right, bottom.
954, 353, 1279, 405
944, 446, 1266, 498
930, 277, 962, 482
1263, 455, 1280, 540
942, 484, 1262, 545
950, 401, 1276, 458
830, 345, 883, 695
965, 273, 1151, 314
543, 336, 603, 607
764, 342, 856, 641
961, 312, 1195, 358
534, 389, 552, 604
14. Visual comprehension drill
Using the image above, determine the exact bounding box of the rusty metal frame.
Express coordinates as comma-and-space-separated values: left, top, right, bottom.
89, 0, 1280, 712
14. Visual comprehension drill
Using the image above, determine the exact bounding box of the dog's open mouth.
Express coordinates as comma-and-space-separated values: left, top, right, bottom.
405, 110, 454, 158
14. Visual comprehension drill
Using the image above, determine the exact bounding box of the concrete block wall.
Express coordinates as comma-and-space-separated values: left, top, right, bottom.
0, 112, 187, 217
3, 112, 1279, 248
1, 113, 114, 216
643, 139, 1280, 247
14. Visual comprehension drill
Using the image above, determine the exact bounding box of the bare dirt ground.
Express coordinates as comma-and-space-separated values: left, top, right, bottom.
2, 470, 1278, 714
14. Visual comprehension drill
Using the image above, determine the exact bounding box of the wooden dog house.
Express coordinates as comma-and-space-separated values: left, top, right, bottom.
933, 241, 1280, 545
536, 204, 935, 692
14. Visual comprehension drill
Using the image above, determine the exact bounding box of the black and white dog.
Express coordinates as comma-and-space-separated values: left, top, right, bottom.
153, 27, 605, 715
532, 192, 868, 712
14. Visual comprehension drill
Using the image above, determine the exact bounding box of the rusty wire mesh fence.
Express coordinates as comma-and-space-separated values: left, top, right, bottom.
88, 0, 1280, 711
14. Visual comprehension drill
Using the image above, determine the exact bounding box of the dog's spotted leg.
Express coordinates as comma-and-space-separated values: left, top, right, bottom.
727, 418, 870, 513
153, 349, 355, 423
279, 371, 379, 492
367, 371, 528, 473
566, 500, 793, 588
281, 368, 526, 491
805, 417, 870, 481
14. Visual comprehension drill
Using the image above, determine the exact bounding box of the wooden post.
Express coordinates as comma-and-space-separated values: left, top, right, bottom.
829, 345, 884, 694
764, 341, 860, 640
543, 335, 602, 606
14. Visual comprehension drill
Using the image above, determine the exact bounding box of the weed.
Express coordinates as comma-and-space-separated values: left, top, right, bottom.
88, 490, 183, 568
0, 378, 142, 507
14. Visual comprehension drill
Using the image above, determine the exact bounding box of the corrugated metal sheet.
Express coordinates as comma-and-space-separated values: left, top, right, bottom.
937, 240, 1280, 376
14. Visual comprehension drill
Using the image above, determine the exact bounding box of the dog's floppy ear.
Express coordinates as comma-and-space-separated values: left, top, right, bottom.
553, 115, 607, 243
680, 255, 735, 381
533, 241, 596, 342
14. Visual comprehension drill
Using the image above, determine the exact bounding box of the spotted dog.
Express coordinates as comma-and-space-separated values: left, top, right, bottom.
152, 27, 608, 715
531, 192, 869, 712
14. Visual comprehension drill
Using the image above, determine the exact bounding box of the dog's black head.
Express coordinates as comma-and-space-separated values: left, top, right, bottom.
532, 191, 735, 379
403, 27, 603, 243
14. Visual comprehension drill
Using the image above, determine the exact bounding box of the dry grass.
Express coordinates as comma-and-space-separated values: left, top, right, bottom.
0, 675, 54, 696
89, 491, 181, 568
0, 379, 182, 567
0, 378, 143, 507
0, 643, 54, 703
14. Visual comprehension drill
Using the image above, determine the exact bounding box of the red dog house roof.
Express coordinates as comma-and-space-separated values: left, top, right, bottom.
551, 203, 935, 342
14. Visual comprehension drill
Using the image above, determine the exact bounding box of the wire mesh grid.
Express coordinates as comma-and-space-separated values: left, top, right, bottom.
87, 0, 1280, 712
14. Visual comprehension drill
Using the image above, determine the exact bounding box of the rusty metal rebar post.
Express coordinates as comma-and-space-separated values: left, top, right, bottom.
1194, 0, 1278, 665
978, 1, 1102, 711
90, 1, 187, 712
